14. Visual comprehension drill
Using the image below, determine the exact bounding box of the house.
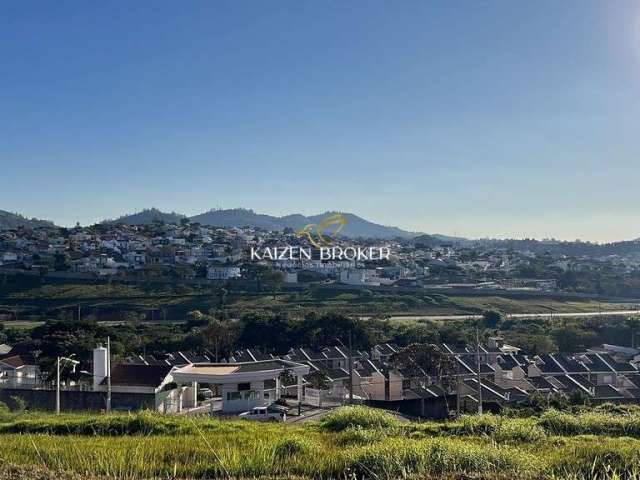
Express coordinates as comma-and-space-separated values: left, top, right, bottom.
229, 349, 274, 363
339, 269, 380, 286
0, 353, 39, 387
92, 347, 183, 413
353, 359, 386, 401
372, 343, 399, 364
207, 266, 241, 281
172, 359, 309, 413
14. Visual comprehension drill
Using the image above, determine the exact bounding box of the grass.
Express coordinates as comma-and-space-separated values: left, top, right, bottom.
319, 405, 400, 432
539, 409, 640, 437
2, 407, 640, 478
4, 281, 635, 320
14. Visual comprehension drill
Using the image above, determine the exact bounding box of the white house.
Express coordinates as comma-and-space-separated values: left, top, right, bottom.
91, 347, 183, 413
207, 266, 241, 281
339, 269, 380, 286
0, 353, 39, 387
173, 359, 309, 413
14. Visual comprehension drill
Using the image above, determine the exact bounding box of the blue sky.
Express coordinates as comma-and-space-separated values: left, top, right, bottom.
2, 1, 639, 241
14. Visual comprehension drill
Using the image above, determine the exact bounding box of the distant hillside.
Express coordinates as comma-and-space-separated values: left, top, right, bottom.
189, 208, 419, 239
190, 208, 289, 232
0, 210, 55, 230
105, 208, 186, 225
471, 238, 640, 256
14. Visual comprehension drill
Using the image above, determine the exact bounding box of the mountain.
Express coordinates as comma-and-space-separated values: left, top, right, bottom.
105, 208, 186, 225
189, 208, 418, 239
190, 208, 290, 232
109, 207, 419, 239
104, 207, 470, 240
0, 210, 55, 230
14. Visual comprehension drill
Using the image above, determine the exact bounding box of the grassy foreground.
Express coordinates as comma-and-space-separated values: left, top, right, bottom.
2, 407, 640, 479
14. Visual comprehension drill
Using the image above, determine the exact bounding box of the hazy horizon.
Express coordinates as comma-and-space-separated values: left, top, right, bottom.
3, 1, 639, 242
2, 205, 637, 244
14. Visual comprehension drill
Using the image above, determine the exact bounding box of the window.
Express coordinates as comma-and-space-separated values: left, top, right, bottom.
226, 392, 241, 401
264, 392, 271, 399
238, 382, 251, 391
243, 390, 259, 400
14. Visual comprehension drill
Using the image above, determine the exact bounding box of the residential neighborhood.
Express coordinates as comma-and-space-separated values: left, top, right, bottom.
3, 333, 640, 420
2, 220, 640, 296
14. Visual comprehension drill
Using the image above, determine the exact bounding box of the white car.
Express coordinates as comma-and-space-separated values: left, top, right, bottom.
239, 405, 287, 422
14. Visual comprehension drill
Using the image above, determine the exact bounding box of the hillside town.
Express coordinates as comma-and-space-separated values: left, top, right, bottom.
2, 221, 640, 295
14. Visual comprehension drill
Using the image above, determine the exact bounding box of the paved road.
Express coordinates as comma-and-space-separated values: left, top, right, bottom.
286, 407, 332, 423
362, 309, 640, 322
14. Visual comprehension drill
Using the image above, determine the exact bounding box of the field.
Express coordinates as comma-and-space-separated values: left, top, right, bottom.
3, 406, 640, 479
2, 281, 637, 327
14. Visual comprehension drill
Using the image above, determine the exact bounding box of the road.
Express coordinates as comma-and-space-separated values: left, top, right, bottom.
363, 309, 640, 322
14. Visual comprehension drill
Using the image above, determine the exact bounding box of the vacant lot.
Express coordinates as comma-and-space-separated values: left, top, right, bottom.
2, 406, 640, 479
2, 282, 636, 325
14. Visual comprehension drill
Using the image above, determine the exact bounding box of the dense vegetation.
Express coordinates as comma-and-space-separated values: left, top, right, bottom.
2, 406, 640, 479
3, 305, 640, 376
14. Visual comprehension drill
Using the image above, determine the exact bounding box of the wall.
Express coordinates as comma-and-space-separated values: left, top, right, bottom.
366, 396, 457, 420
221, 381, 268, 413
0, 388, 158, 412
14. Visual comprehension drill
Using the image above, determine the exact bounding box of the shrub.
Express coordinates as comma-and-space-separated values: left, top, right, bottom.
550, 438, 640, 479
320, 406, 399, 432
336, 426, 387, 446
8, 395, 26, 413
0, 410, 196, 436
595, 403, 640, 416
273, 436, 313, 458
349, 437, 542, 479
413, 414, 546, 443
539, 410, 640, 438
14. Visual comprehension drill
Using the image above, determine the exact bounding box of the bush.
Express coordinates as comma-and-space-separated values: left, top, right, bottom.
539, 410, 640, 438
349, 437, 542, 479
550, 438, 640, 479
595, 403, 640, 416
8, 395, 26, 413
409, 414, 546, 443
336, 426, 387, 446
320, 406, 399, 432
0, 411, 196, 436
273, 436, 313, 458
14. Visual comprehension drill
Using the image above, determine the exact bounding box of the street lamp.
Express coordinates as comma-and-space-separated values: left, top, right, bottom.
56, 354, 79, 415
334, 335, 353, 404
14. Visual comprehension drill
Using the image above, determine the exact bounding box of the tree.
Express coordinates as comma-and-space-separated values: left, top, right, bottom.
482, 310, 502, 329
260, 269, 284, 299
306, 370, 330, 390
392, 343, 457, 391
202, 317, 238, 362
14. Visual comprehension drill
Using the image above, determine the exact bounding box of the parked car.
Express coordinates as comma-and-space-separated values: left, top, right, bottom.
239, 405, 287, 422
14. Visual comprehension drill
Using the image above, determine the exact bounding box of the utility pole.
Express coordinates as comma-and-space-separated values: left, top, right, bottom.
55, 357, 61, 415
456, 362, 461, 418
106, 337, 112, 412
77, 305, 81, 322
475, 327, 483, 415
348, 330, 354, 404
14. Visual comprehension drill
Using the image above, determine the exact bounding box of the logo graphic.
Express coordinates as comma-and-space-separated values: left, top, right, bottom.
295, 213, 348, 248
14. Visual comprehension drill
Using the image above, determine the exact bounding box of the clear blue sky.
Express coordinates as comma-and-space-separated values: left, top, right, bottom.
2, 1, 639, 241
